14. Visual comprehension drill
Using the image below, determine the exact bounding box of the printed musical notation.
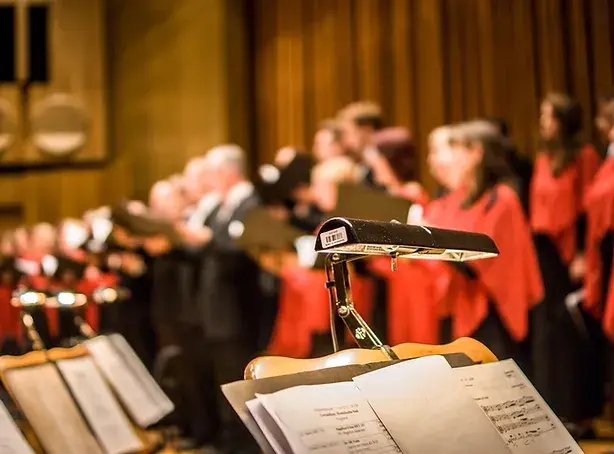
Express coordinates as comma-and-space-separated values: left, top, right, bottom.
455, 360, 581, 454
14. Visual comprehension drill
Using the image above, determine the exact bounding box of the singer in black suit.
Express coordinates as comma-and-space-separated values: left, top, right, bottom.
196, 144, 263, 453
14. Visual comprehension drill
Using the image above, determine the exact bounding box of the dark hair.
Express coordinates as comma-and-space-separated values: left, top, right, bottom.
542, 93, 583, 174
481, 116, 510, 137
372, 127, 417, 182
449, 121, 514, 207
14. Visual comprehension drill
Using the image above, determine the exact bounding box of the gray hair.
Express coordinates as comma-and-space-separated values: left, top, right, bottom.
205, 144, 247, 176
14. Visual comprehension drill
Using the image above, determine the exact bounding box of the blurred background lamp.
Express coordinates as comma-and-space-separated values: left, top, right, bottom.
57, 292, 77, 306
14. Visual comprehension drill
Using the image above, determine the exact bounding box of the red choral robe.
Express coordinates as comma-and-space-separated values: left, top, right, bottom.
386, 184, 543, 343
267, 264, 373, 358
530, 145, 601, 266
585, 157, 614, 337
368, 185, 437, 345
0, 265, 21, 344
15, 253, 60, 338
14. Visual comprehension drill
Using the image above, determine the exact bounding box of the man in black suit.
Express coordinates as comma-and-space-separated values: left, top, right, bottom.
196, 144, 263, 453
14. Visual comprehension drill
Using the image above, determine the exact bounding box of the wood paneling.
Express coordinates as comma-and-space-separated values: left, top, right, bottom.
106, 0, 250, 201
248, 0, 614, 189
0, 0, 114, 227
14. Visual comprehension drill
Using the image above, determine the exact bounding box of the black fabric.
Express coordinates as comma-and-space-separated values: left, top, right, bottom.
197, 193, 264, 344
601, 231, 614, 311
289, 204, 325, 233
505, 145, 533, 215
532, 234, 607, 422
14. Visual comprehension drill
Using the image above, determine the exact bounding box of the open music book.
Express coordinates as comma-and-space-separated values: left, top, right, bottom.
0, 397, 35, 454
247, 356, 580, 454
85, 334, 174, 428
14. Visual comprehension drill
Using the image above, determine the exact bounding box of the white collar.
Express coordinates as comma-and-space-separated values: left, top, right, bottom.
186, 192, 222, 227
224, 181, 254, 208
608, 143, 614, 158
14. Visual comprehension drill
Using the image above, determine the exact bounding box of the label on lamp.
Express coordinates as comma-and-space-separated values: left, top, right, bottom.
320, 226, 348, 248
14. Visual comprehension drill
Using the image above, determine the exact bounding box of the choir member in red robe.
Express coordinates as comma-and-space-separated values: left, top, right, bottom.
267, 156, 374, 358
366, 127, 432, 343
586, 100, 614, 341
393, 122, 542, 356
530, 93, 605, 437
0, 231, 22, 354
16, 224, 57, 347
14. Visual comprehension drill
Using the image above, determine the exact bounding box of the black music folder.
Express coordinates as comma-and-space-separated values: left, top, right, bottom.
222, 354, 475, 454
332, 183, 413, 223
235, 207, 307, 252
111, 202, 183, 245
257, 154, 314, 205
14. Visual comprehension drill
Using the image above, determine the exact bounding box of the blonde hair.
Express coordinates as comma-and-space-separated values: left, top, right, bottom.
337, 101, 383, 128
312, 156, 361, 184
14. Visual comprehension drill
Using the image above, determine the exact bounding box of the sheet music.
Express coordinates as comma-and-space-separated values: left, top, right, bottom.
85, 335, 171, 427
0, 399, 35, 454
246, 399, 292, 454
256, 382, 401, 454
4, 363, 103, 454
353, 355, 512, 454
57, 357, 143, 454
108, 334, 174, 419
454, 360, 582, 454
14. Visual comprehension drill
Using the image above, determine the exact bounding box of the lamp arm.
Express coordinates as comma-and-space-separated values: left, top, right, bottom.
326, 255, 398, 360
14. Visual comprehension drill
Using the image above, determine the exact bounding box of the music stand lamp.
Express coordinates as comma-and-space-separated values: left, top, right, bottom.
314, 217, 499, 360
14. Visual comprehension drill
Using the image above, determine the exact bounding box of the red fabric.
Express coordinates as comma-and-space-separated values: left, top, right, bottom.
422, 184, 543, 341
16, 258, 60, 339
267, 266, 373, 358
0, 284, 20, 341
76, 270, 119, 333
530, 145, 601, 265
585, 158, 614, 332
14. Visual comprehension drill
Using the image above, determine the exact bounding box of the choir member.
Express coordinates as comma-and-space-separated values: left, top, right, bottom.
267, 156, 374, 357
312, 119, 346, 162
530, 93, 605, 438
366, 127, 429, 343
408, 122, 543, 358
337, 101, 384, 186
369, 126, 429, 206
586, 99, 614, 342
196, 144, 262, 453
0, 231, 20, 354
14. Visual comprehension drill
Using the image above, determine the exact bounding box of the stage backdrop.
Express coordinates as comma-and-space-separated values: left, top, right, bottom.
247, 0, 614, 188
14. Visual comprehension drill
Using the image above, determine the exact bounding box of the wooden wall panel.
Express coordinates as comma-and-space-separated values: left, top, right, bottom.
249, 0, 614, 189
106, 0, 250, 200
0, 0, 116, 227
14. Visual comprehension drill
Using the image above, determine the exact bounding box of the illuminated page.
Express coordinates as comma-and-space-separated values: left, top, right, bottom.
57, 357, 143, 454
454, 359, 582, 454
0, 398, 35, 454
353, 355, 512, 454
256, 382, 401, 454
4, 363, 103, 454
246, 398, 292, 454
85, 335, 171, 427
